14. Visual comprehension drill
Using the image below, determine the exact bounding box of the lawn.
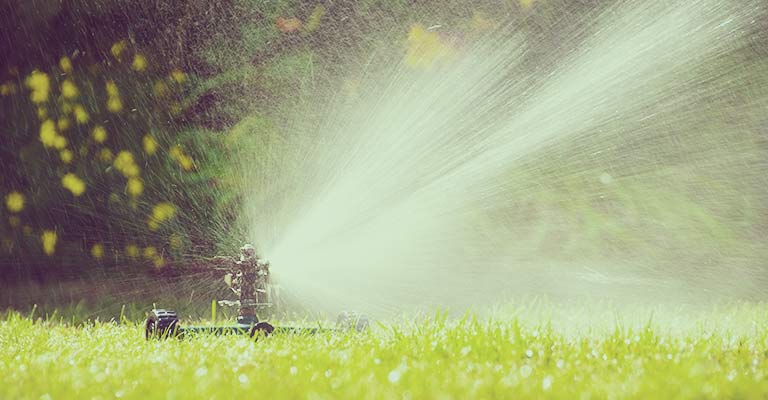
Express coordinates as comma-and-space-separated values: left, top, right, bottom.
2, 302, 768, 399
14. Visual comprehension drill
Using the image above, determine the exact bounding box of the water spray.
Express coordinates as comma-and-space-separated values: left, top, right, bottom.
242, 0, 768, 316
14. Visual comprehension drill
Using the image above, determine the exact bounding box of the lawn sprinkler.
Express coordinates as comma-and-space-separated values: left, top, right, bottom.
145, 244, 368, 339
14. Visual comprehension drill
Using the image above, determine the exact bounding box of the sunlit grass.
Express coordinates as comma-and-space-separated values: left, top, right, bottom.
2, 303, 768, 399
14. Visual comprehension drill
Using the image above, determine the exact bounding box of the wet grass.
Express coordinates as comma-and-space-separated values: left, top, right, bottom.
2, 303, 768, 399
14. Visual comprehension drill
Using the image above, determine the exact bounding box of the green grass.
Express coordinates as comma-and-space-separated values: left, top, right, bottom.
2, 304, 768, 399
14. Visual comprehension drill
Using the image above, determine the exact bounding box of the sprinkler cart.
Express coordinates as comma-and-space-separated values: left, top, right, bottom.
145, 244, 368, 339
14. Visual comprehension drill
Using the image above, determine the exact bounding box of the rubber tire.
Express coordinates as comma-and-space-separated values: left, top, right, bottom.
145, 309, 179, 340
250, 321, 275, 338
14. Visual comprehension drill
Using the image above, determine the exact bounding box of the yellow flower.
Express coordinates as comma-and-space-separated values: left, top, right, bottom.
111, 40, 127, 58
39, 119, 57, 147
126, 177, 143, 197
132, 54, 147, 72
152, 81, 168, 97
276, 17, 302, 33
92, 125, 107, 143
59, 56, 73, 73
169, 233, 183, 250
57, 117, 71, 131
114, 149, 134, 166
53, 135, 67, 150
170, 102, 182, 116
0, 81, 17, 96
519, 0, 535, 9
126, 165, 140, 178
62, 173, 86, 196
152, 202, 176, 221
41, 230, 57, 256
73, 105, 89, 124
405, 24, 452, 69
105, 81, 123, 112
148, 202, 177, 231
25, 71, 50, 103
143, 246, 157, 259
61, 80, 78, 99
169, 145, 194, 170
105, 81, 119, 97
61, 102, 72, 114
37, 107, 47, 120
125, 244, 140, 258
107, 97, 123, 113
114, 151, 140, 177
304, 5, 326, 33
5, 191, 24, 213
170, 69, 186, 84
60, 149, 73, 164
91, 243, 104, 260
153, 256, 166, 268
179, 155, 193, 170
142, 135, 158, 155
98, 148, 114, 162
169, 145, 181, 159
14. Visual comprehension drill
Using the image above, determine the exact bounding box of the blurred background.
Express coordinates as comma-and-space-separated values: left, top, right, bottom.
1, 0, 766, 320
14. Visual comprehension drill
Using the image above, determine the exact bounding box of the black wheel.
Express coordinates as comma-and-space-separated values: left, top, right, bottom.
250, 321, 275, 338
145, 309, 179, 340
336, 311, 369, 332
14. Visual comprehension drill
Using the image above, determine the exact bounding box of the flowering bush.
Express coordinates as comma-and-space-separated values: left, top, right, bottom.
0, 41, 236, 276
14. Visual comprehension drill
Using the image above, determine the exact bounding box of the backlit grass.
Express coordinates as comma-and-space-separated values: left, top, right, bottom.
2, 303, 768, 399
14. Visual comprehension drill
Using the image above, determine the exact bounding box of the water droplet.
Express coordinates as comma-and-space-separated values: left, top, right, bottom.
388, 369, 402, 383
542, 375, 553, 390
525, 349, 534, 358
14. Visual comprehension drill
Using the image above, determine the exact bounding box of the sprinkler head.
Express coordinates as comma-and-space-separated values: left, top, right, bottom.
240, 243, 257, 259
